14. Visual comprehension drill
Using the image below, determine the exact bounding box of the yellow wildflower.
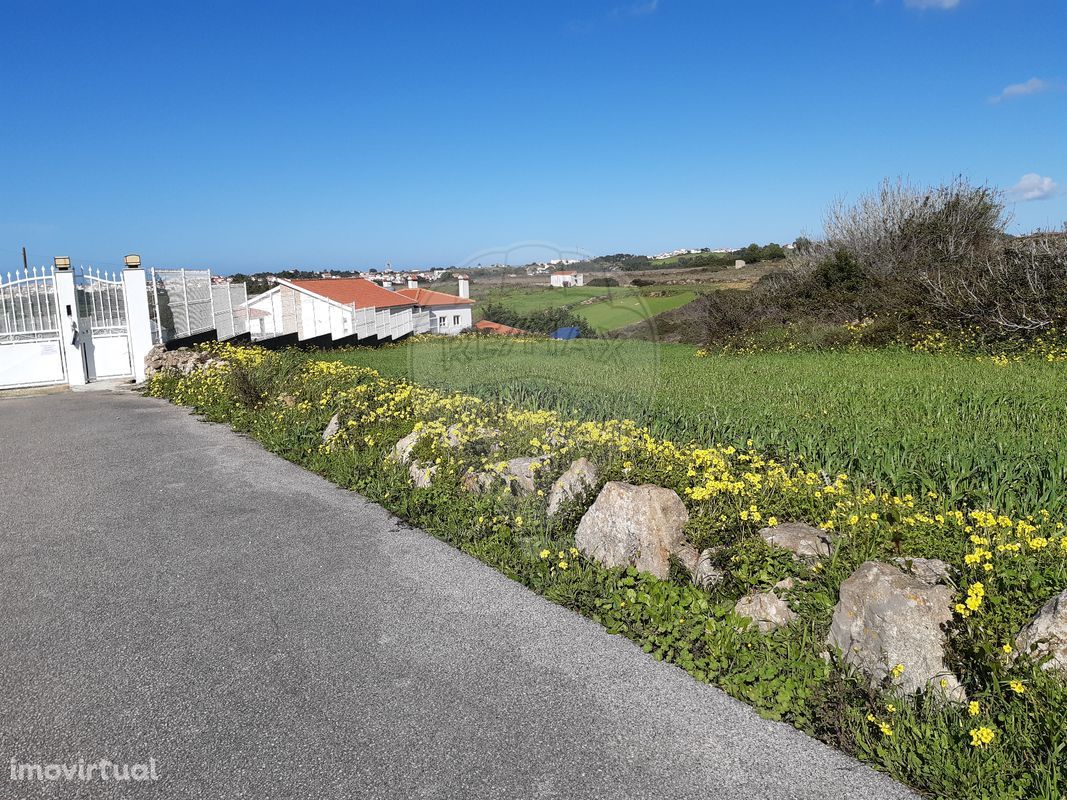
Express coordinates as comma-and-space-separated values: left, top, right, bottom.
969, 726, 995, 747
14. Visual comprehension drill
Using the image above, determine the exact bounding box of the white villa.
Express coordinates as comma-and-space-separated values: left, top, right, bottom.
395, 277, 473, 335
550, 271, 584, 288
241, 276, 472, 344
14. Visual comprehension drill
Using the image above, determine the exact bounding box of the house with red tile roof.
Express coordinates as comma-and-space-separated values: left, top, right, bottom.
394, 279, 473, 335
242, 277, 420, 344
473, 320, 529, 336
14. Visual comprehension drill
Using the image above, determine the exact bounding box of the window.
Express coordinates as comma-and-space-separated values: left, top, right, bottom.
453, 315, 461, 326
436, 315, 446, 329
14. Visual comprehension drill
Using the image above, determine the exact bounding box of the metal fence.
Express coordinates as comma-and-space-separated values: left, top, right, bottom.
0, 267, 61, 344
149, 268, 248, 344
77, 267, 127, 334
211, 283, 249, 340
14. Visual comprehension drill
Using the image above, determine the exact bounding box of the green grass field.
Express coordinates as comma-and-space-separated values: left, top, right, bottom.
476, 285, 697, 331
327, 338, 1067, 517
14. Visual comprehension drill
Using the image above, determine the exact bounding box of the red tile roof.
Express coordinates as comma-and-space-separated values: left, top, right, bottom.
288, 278, 414, 309
395, 287, 474, 307
474, 320, 529, 336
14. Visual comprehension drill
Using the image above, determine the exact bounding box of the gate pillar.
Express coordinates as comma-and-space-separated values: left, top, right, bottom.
121, 258, 152, 383
53, 259, 88, 387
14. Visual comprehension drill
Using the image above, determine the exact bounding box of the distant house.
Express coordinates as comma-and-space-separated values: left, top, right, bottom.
243, 277, 417, 343
550, 271, 584, 288
474, 320, 528, 336
395, 280, 473, 335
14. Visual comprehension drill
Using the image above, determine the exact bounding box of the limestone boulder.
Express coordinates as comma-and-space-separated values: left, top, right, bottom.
574, 482, 691, 580
674, 543, 700, 575
893, 556, 953, 585
461, 470, 495, 494
759, 522, 832, 560
547, 458, 599, 516
144, 344, 167, 378
322, 413, 341, 443
441, 423, 502, 452
828, 560, 964, 701
734, 591, 797, 633
1014, 588, 1067, 672
391, 431, 422, 465
694, 548, 725, 590
502, 456, 549, 496
146, 346, 217, 377
408, 461, 437, 489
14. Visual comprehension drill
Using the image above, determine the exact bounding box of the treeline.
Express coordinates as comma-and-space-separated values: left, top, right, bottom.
688, 177, 1067, 346
479, 302, 594, 337
583, 243, 788, 273
231, 269, 364, 296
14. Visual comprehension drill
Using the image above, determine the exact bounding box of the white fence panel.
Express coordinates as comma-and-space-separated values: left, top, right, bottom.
150, 268, 215, 343
78, 267, 132, 380
0, 267, 66, 389
211, 283, 248, 340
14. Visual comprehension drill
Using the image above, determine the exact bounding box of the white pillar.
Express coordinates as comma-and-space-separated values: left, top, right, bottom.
53, 266, 88, 386
407, 278, 418, 289
457, 277, 469, 299
122, 266, 153, 383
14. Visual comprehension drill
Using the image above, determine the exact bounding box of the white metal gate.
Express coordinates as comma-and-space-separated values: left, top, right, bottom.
0, 267, 67, 389
77, 267, 133, 381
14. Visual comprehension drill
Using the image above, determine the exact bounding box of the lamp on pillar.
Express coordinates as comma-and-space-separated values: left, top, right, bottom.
53, 256, 71, 270
125, 254, 141, 269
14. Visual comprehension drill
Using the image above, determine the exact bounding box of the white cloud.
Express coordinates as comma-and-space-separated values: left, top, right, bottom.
989, 77, 1053, 104
1008, 173, 1059, 202
904, 0, 960, 9
613, 0, 660, 17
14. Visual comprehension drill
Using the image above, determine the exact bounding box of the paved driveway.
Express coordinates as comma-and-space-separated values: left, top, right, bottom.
0, 389, 915, 799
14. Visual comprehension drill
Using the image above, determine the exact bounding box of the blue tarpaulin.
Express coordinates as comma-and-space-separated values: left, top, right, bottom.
550, 327, 580, 340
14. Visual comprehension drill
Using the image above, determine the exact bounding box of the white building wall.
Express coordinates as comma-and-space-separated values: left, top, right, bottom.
428, 304, 472, 335
246, 290, 287, 339
550, 273, 584, 288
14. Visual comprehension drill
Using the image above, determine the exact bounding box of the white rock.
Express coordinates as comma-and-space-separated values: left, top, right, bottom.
574, 482, 690, 580
828, 561, 965, 701
759, 522, 832, 560
892, 557, 953, 585
694, 548, 724, 590
322, 413, 341, 443
391, 431, 421, 465
408, 461, 437, 489
734, 591, 797, 632
1014, 588, 1067, 672
503, 456, 549, 496
546, 458, 598, 516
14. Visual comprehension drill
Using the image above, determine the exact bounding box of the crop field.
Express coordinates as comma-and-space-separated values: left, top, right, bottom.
325, 338, 1067, 517
476, 285, 698, 331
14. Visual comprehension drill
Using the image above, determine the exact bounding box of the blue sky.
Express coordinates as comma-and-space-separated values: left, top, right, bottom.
1, 0, 1065, 273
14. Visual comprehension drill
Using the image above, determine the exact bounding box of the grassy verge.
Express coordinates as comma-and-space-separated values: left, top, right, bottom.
149, 344, 1066, 800
319, 338, 1067, 518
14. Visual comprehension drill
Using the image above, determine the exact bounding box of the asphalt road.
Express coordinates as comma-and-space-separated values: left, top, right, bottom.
0, 389, 916, 799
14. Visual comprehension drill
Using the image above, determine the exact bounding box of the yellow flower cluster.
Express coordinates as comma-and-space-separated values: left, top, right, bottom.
969, 726, 996, 748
